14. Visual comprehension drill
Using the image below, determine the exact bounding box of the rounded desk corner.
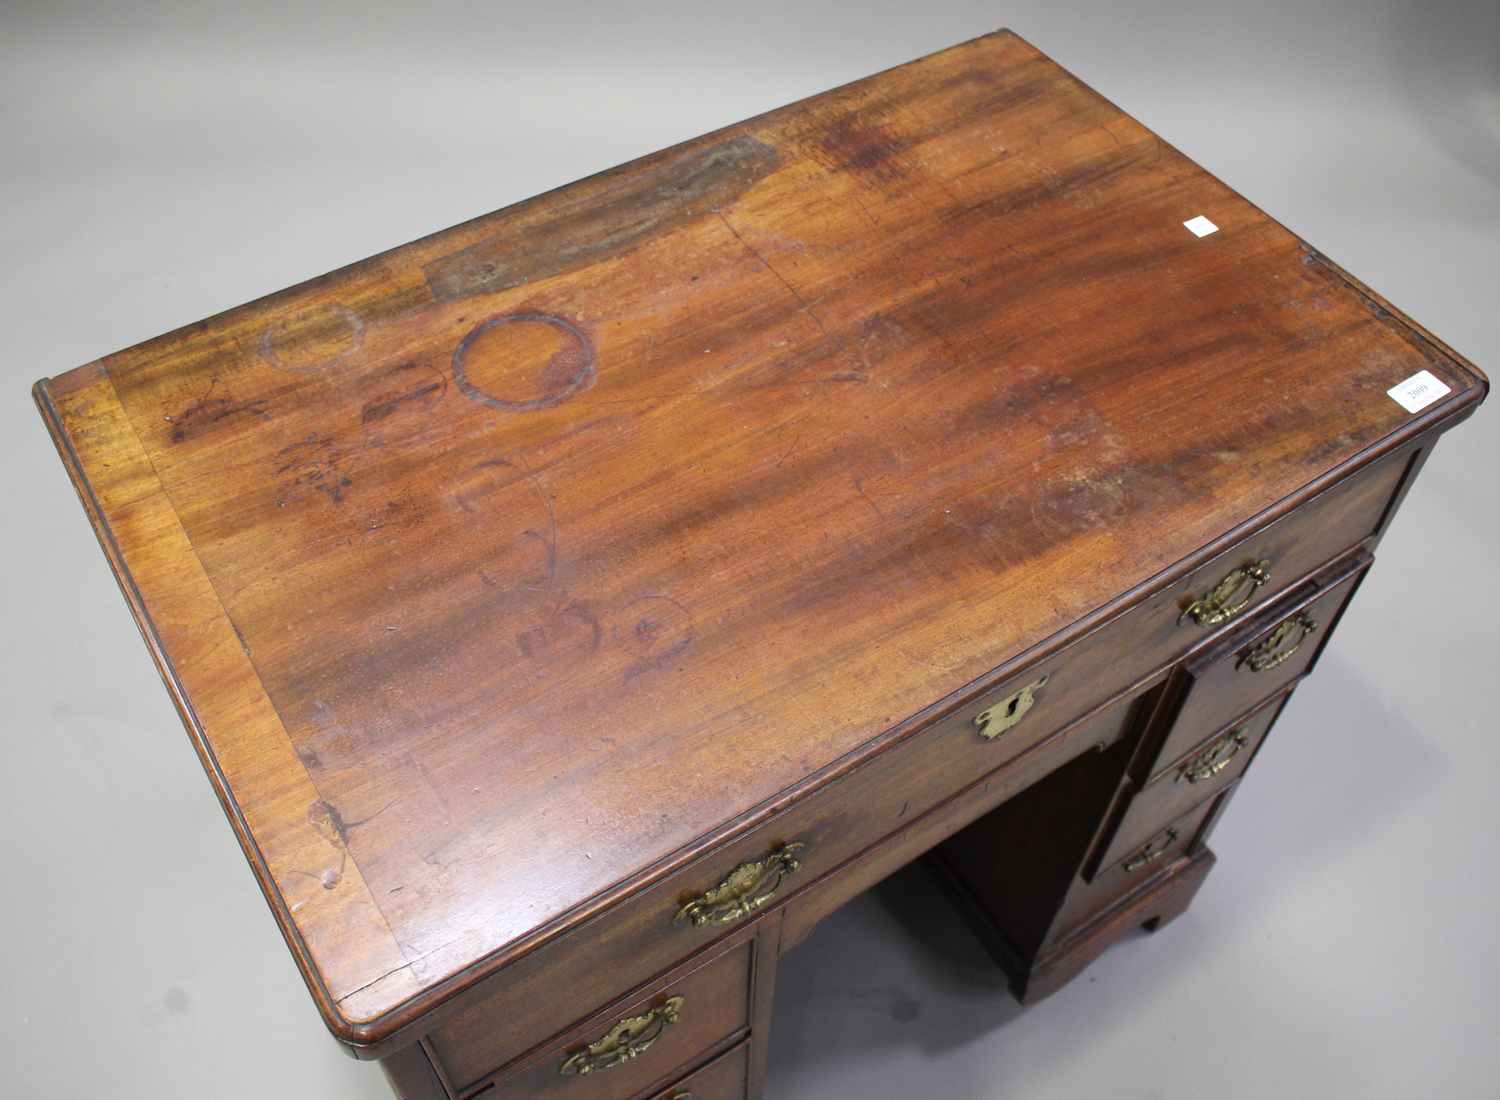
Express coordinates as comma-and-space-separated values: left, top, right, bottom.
320, 977, 427, 1061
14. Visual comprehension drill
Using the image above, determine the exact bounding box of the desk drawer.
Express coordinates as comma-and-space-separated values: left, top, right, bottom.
646, 1040, 747, 1100
426, 654, 1154, 1090
1091, 691, 1289, 875
687, 447, 1406, 922
1003, 443, 1406, 730
1150, 554, 1369, 777
461, 941, 750, 1100
912, 445, 1409, 773
1052, 788, 1233, 949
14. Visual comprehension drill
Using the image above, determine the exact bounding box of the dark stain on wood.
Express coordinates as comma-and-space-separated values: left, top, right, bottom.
274, 434, 354, 503
515, 602, 603, 662
423, 136, 784, 300
819, 121, 910, 183
168, 380, 268, 444
620, 595, 695, 681
361, 365, 446, 426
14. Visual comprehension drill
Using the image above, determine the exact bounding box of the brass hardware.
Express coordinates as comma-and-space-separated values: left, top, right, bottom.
974, 674, 1050, 741
1240, 610, 1318, 673
1180, 560, 1272, 627
559, 996, 684, 1076
674, 842, 804, 927
1176, 730, 1250, 784
1122, 828, 1180, 873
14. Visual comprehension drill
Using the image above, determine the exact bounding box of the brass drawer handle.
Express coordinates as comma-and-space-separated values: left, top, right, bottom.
974, 674, 1049, 741
1239, 610, 1318, 673
1176, 730, 1249, 784
1122, 828, 1179, 873
560, 996, 684, 1076
1180, 559, 1272, 627
673, 842, 804, 927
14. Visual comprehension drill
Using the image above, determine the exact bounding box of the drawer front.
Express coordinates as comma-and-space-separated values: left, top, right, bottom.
1052, 789, 1232, 946
1026, 442, 1405, 721
451, 941, 751, 1099
903, 444, 1410, 787
1093, 691, 1290, 874
661, 452, 1402, 943
779, 679, 1163, 953
422, 643, 1157, 1080
421, 455, 1404, 1075
647, 1040, 748, 1100
1151, 554, 1369, 774
1162, 445, 1404, 633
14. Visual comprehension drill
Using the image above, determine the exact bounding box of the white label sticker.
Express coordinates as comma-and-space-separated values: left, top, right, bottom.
1183, 215, 1219, 237
1387, 370, 1451, 414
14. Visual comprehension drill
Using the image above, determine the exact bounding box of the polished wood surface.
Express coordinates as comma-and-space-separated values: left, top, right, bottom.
33, 27, 1487, 1089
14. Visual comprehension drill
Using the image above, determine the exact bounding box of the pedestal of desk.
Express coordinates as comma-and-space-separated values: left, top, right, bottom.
929, 552, 1371, 1004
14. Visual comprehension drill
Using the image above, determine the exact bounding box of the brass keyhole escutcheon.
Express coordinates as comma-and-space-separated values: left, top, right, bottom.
974, 674, 1050, 741
1180, 559, 1272, 628
1240, 609, 1318, 673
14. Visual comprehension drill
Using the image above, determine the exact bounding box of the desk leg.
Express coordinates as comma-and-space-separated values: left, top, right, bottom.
745, 908, 783, 1100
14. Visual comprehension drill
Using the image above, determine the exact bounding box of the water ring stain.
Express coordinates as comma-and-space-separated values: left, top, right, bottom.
261, 304, 365, 372
452, 313, 597, 412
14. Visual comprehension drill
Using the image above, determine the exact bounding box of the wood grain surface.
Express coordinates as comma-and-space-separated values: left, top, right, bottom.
33, 29, 1486, 1050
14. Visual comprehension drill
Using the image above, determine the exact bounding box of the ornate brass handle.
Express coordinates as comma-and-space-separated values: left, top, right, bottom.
974, 674, 1049, 741
1239, 610, 1318, 673
673, 842, 804, 927
1122, 828, 1179, 873
560, 996, 684, 1076
1179, 559, 1272, 627
1176, 730, 1249, 784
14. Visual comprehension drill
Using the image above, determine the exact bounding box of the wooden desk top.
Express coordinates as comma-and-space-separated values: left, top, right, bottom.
34, 30, 1484, 1046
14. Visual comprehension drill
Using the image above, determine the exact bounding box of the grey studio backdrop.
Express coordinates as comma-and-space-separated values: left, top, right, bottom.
2, 2, 1497, 1098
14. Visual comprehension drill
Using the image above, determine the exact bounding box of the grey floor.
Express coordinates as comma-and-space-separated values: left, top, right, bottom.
3, 2, 1498, 1098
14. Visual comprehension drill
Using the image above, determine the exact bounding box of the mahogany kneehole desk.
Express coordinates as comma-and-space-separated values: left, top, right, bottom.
34, 31, 1487, 1100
